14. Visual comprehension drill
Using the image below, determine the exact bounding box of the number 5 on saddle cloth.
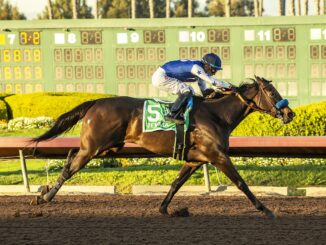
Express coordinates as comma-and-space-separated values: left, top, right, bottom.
143, 97, 193, 160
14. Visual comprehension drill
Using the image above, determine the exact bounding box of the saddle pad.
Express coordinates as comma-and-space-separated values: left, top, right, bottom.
143, 100, 176, 132
142, 98, 192, 132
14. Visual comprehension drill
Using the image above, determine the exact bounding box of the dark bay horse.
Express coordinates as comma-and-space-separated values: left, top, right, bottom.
31, 76, 295, 219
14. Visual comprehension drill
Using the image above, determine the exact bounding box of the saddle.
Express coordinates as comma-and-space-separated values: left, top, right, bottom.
153, 98, 174, 105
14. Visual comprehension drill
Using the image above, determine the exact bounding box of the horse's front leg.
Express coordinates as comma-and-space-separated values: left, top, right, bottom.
159, 162, 202, 216
211, 154, 276, 219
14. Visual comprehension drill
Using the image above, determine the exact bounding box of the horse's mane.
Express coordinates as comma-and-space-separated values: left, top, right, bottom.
237, 79, 259, 93
204, 78, 259, 101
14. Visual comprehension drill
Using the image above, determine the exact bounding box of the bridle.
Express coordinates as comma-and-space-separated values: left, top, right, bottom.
223, 82, 288, 118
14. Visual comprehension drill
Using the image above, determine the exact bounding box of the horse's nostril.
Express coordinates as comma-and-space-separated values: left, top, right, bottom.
288, 112, 295, 118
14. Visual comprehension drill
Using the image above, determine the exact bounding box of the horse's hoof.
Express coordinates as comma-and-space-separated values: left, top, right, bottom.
171, 207, 190, 217
159, 207, 169, 216
265, 210, 277, 220
39, 185, 50, 195
30, 196, 48, 206
267, 212, 277, 220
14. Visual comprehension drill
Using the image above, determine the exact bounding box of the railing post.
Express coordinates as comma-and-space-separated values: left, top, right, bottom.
19, 150, 30, 192
203, 164, 211, 192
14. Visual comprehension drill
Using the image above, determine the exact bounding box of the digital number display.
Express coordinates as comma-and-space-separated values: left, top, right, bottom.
310, 45, 326, 59
116, 65, 157, 80
0, 66, 42, 80
19, 31, 41, 45
81, 31, 102, 44
53, 47, 104, 81
243, 45, 296, 60
322, 45, 326, 59
54, 48, 103, 62
207, 29, 230, 42
0, 49, 41, 63
0, 83, 43, 94
179, 46, 230, 60
115, 47, 165, 61
143, 30, 165, 44
272, 27, 296, 42
54, 83, 104, 93
54, 65, 104, 80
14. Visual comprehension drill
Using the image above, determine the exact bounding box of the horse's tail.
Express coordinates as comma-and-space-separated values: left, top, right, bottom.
31, 100, 97, 143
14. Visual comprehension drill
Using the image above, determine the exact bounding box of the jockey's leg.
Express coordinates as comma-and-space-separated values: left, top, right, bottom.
152, 67, 193, 124
165, 91, 192, 124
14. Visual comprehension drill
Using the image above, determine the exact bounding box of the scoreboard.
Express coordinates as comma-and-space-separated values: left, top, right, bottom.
0, 16, 326, 106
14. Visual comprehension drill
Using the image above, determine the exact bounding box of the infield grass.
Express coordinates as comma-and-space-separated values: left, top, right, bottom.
1, 127, 325, 193
1, 159, 325, 193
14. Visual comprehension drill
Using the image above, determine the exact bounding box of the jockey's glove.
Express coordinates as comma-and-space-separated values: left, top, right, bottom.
229, 85, 238, 93
202, 88, 215, 98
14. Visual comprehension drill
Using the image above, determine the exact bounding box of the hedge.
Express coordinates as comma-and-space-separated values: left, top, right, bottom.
4, 92, 112, 119
0, 100, 8, 121
0, 93, 11, 121
3, 93, 326, 136
232, 101, 326, 136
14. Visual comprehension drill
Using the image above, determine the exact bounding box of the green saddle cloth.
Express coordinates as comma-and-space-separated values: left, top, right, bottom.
142, 99, 191, 132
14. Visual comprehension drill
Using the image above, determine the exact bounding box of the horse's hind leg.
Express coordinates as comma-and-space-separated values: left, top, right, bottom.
159, 163, 202, 215
33, 148, 91, 205
39, 149, 77, 195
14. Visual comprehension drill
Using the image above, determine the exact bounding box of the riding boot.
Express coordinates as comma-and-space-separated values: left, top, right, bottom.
165, 92, 192, 124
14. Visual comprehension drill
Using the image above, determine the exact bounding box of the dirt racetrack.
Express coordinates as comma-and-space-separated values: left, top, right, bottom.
0, 195, 325, 245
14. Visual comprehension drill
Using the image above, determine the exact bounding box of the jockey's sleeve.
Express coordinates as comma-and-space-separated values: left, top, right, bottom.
191, 64, 232, 89
197, 79, 208, 92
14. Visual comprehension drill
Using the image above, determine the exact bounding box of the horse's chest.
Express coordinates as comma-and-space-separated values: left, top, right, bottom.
191, 127, 227, 150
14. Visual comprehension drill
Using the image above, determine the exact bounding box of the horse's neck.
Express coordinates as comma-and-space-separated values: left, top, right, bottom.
209, 94, 253, 132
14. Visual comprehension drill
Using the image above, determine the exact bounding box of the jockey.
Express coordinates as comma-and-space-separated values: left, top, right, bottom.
152, 53, 235, 124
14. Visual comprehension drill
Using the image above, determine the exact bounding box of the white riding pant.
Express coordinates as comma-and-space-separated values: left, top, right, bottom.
152, 67, 195, 95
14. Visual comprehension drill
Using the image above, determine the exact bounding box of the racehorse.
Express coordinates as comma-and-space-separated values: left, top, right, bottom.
31, 76, 295, 219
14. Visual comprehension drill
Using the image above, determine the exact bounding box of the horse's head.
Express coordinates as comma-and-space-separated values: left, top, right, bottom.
241, 76, 295, 124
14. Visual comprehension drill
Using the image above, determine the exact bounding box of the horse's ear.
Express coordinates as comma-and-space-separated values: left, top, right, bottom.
261, 77, 271, 83
249, 78, 256, 83
254, 75, 262, 83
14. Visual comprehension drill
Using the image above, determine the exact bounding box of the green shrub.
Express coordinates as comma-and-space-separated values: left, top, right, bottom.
0, 99, 8, 121
4, 93, 326, 136
232, 101, 326, 136
4, 92, 113, 119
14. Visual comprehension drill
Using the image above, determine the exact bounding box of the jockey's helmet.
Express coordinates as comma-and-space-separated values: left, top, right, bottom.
202, 53, 223, 71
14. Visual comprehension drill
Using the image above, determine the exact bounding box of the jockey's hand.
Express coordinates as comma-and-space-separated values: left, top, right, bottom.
228, 85, 238, 93
202, 88, 215, 98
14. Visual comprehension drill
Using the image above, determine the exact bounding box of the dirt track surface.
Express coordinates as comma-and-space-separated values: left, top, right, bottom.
0, 195, 325, 245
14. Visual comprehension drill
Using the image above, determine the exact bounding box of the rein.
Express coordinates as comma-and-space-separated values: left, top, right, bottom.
222, 83, 288, 119
222, 90, 267, 114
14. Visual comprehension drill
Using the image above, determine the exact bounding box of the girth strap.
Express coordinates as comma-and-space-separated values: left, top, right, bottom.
173, 123, 185, 160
